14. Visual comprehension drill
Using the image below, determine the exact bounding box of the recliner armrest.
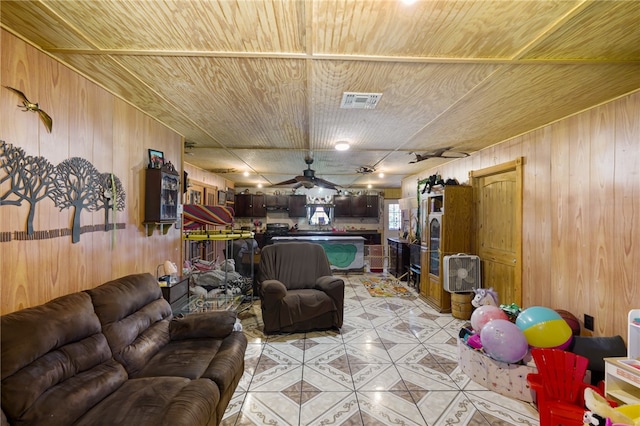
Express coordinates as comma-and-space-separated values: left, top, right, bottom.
315, 276, 344, 293
170, 311, 237, 340
261, 280, 287, 301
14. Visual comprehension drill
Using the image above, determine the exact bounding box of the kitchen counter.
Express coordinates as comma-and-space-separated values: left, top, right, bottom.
272, 236, 365, 271
288, 230, 379, 235
286, 230, 381, 245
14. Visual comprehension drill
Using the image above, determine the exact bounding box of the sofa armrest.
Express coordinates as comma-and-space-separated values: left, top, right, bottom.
170, 311, 237, 340
260, 280, 287, 302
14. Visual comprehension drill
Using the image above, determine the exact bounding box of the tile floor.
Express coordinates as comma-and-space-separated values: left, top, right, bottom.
222, 273, 540, 426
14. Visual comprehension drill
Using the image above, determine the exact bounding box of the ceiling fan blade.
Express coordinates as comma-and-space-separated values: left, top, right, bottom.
271, 178, 299, 186
314, 177, 339, 190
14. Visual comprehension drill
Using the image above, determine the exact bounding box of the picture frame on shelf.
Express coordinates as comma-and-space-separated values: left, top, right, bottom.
217, 190, 227, 206
148, 149, 164, 169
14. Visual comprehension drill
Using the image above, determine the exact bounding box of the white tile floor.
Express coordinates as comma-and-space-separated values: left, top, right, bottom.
222, 273, 540, 426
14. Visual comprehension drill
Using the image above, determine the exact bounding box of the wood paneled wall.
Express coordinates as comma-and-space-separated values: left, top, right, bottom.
403, 91, 640, 341
1, 30, 183, 315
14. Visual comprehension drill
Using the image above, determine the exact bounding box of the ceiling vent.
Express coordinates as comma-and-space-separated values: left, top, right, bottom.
340, 92, 383, 109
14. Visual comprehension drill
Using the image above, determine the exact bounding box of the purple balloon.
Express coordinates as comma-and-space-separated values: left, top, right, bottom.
480, 319, 529, 363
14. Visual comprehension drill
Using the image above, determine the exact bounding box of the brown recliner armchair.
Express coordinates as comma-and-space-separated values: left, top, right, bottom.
258, 242, 344, 334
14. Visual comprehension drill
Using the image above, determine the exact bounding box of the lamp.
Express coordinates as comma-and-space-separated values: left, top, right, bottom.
157, 260, 178, 283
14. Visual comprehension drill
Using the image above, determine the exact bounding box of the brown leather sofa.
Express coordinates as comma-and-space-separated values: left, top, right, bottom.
258, 242, 344, 334
1, 273, 247, 426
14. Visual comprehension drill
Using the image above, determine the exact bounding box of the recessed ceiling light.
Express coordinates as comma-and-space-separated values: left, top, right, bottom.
401, 0, 417, 5
335, 142, 350, 151
257, 183, 263, 188
378, 172, 385, 178
367, 184, 372, 189
243, 171, 249, 177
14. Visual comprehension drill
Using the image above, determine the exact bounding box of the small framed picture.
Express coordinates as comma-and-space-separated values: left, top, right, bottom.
148, 149, 164, 169
217, 190, 227, 205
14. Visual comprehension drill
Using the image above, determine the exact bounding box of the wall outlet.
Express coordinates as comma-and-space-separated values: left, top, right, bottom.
584, 314, 594, 331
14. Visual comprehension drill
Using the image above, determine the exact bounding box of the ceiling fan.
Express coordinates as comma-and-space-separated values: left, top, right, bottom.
272, 156, 340, 190
409, 147, 469, 163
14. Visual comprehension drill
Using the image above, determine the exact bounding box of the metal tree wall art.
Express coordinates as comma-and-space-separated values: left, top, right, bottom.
96, 172, 126, 231
0, 141, 56, 235
48, 157, 99, 243
1, 141, 128, 243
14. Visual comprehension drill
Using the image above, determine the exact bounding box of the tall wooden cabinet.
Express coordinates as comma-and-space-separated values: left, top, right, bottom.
420, 185, 473, 312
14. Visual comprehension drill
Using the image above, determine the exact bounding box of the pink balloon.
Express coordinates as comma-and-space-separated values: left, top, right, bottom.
481, 319, 529, 363
470, 305, 508, 332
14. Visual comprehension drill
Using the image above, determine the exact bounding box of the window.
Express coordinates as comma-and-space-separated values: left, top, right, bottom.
388, 203, 401, 230
309, 206, 331, 225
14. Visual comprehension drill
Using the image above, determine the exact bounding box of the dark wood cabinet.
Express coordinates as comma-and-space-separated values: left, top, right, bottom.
160, 276, 189, 309
288, 194, 307, 217
333, 196, 350, 217
334, 195, 378, 218
388, 238, 410, 280
235, 194, 266, 217
351, 195, 378, 216
351, 196, 367, 216
144, 166, 179, 223
265, 194, 289, 211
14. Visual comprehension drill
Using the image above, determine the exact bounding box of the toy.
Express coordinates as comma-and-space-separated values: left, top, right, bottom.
472, 287, 499, 308
556, 308, 581, 336
480, 319, 529, 363
516, 306, 573, 349
500, 303, 522, 321
458, 327, 483, 349
583, 387, 640, 426
470, 305, 508, 332
467, 334, 483, 349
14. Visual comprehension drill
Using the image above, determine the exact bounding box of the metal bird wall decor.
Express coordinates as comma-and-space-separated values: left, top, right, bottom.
409, 147, 469, 163
4, 86, 53, 133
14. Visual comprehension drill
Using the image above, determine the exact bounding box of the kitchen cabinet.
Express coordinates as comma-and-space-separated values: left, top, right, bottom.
144, 165, 179, 234
333, 196, 351, 217
421, 185, 473, 312
235, 194, 266, 218
388, 238, 409, 280
288, 194, 307, 217
352, 195, 378, 217
265, 194, 289, 211
334, 195, 378, 218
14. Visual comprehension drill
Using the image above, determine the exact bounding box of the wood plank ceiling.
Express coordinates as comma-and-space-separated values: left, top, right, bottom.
2, 0, 639, 188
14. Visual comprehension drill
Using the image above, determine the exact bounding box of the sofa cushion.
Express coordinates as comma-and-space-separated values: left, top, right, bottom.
74, 377, 220, 426
87, 273, 173, 376
1, 292, 128, 425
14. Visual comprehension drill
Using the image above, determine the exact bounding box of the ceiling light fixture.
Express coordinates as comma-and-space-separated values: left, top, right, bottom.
378, 172, 385, 178
335, 141, 350, 151
243, 171, 249, 177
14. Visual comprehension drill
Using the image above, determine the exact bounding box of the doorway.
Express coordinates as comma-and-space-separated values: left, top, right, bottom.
470, 158, 523, 306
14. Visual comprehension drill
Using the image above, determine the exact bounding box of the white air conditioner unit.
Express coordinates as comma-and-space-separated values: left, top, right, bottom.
443, 254, 481, 293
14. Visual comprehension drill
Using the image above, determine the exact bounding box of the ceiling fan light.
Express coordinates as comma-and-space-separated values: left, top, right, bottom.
335, 142, 350, 151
